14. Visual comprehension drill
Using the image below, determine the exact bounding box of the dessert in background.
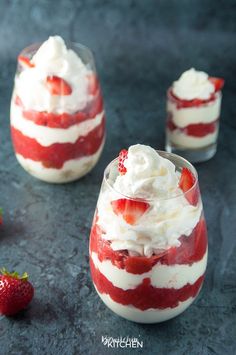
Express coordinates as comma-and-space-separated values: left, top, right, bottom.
11, 36, 105, 183
89, 144, 208, 323
166, 68, 224, 162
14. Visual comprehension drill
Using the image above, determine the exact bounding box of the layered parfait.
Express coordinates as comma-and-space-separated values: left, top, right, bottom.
166, 68, 224, 162
90, 144, 208, 323
11, 36, 105, 183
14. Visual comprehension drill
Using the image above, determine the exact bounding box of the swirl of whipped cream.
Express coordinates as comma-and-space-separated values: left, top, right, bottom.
172, 68, 215, 100
114, 145, 179, 199
15, 36, 91, 114
97, 144, 202, 257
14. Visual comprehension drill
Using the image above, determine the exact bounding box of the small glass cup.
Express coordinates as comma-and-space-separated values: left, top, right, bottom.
10, 41, 105, 183
89, 151, 208, 323
165, 87, 223, 163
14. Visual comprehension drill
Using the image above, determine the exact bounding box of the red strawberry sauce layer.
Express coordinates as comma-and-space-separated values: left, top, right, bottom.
90, 215, 207, 275
167, 114, 218, 138
11, 115, 105, 169
167, 89, 217, 109
15, 92, 103, 129
90, 256, 204, 310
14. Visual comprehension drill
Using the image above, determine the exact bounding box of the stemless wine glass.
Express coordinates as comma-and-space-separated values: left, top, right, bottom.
10, 39, 105, 183
89, 151, 208, 323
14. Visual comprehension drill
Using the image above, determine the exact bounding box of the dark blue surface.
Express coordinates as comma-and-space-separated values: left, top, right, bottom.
0, 1, 236, 354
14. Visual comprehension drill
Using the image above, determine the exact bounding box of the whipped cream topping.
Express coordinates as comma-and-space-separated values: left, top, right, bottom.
172, 68, 215, 100
97, 144, 202, 257
15, 36, 91, 114
114, 145, 179, 199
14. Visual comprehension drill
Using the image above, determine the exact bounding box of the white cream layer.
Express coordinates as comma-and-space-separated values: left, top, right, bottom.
11, 103, 104, 147
91, 250, 207, 290
15, 140, 104, 183
167, 129, 218, 149
167, 92, 221, 128
95, 286, 196, 323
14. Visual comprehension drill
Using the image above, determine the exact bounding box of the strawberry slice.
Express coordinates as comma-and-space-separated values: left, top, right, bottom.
179, 167, 199, 206
87, 74, 99, 95
46, 76, 72, 96
18, 55, 35, 69
208, 77, 224, 92
118, 149, 128, 175
111, 199, 150, 225
125, 257, 153, 274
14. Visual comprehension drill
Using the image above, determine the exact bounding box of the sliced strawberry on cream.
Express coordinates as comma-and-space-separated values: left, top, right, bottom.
124, 256, 154, 274
111, 198, 150, 225
46, 76, 72, 96
208, 77, 225, 92
18, 55, 35, 69
179, 167, 199, 206
124, 253, 166, 274
118, 149, 128, 175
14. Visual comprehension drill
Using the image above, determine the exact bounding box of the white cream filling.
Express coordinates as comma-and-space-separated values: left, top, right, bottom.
15, 139, 104, 183
91, 250, 207, 290
11, 103, 104, 146
98, 191, 202, 256
167, 129, 218, 149
167, 92, 221, 127
94, 286, 197, 323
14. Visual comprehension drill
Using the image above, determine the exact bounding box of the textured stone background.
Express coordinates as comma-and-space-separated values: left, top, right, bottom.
0, 0, 236, 354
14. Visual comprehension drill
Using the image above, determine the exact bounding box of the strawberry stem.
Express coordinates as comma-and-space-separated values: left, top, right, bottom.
0, 267, 29, 281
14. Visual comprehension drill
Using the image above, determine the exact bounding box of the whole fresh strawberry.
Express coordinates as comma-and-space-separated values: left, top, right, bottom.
0, 268, 34, 316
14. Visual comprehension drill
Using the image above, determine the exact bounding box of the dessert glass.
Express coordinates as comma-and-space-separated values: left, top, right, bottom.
10, 41, 105, 183
165, 87, 223, 163
89, 151, 208, 323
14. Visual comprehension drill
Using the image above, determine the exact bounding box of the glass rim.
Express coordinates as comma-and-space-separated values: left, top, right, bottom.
103, 149, 199, 203
18, 39, 94, 62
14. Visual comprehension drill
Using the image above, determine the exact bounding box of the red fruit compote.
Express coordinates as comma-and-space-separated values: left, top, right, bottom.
89, 144, 208, 323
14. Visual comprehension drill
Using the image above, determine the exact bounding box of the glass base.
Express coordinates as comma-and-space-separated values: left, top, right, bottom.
165, 142, 217, 163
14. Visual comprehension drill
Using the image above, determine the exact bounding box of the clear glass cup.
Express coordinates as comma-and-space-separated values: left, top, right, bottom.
89, 151, 208, 323
10, 41, 105, 183
165, 87, 223, 163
